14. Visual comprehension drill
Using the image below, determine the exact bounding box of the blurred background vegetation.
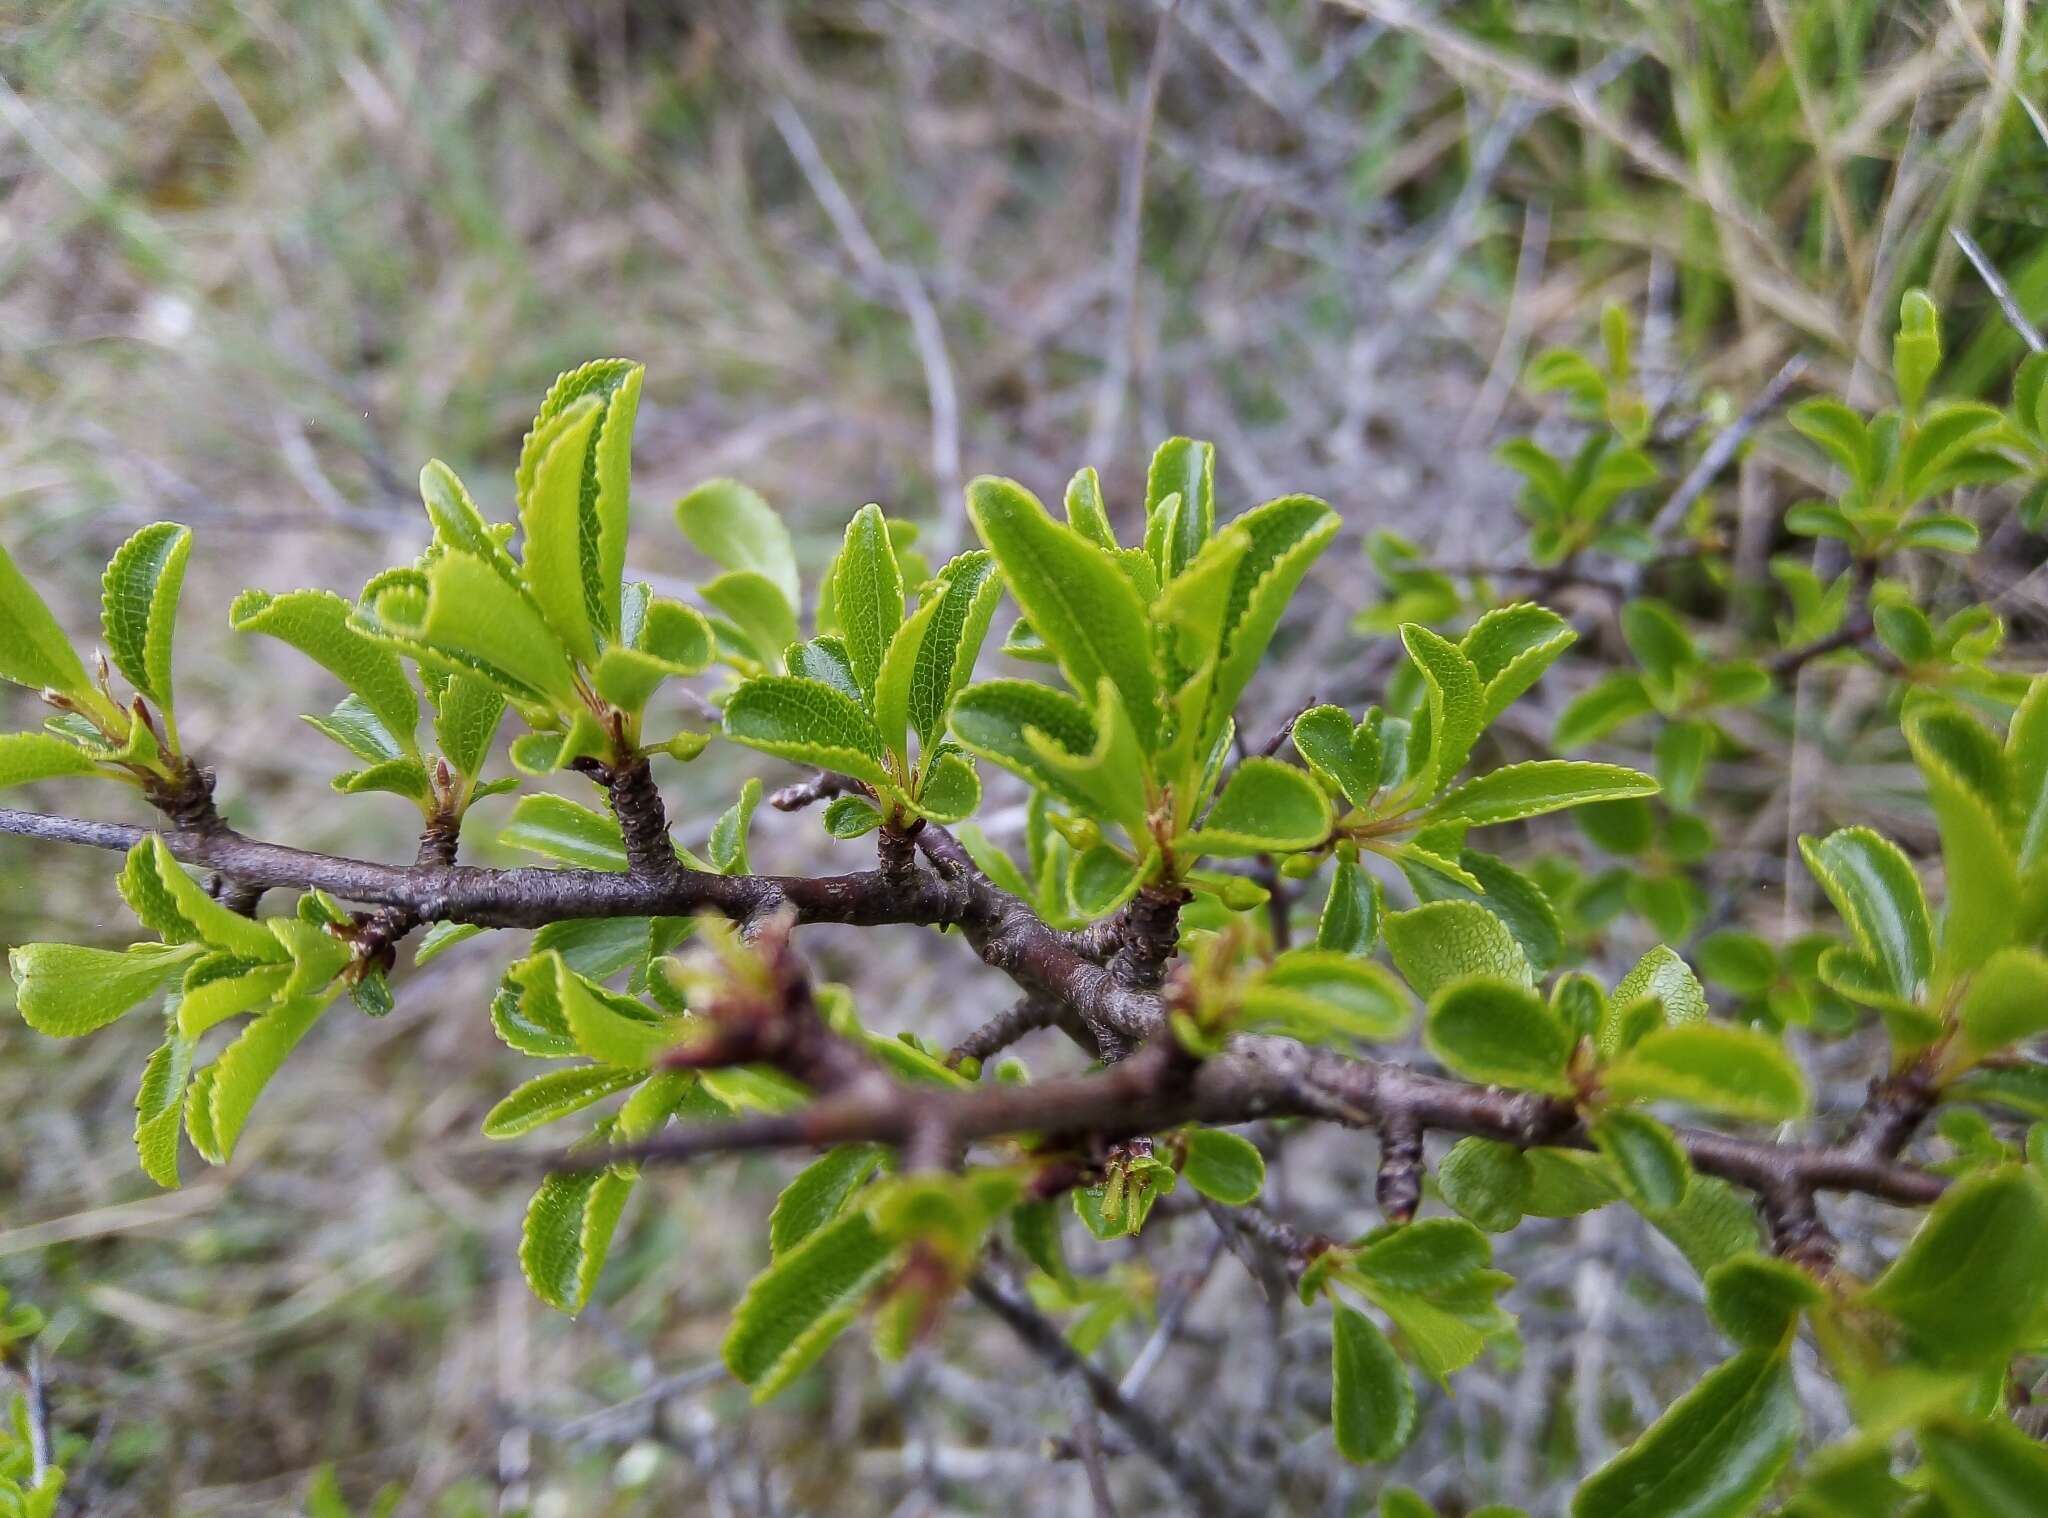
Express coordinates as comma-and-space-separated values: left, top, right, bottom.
1, 1, 2044, 1513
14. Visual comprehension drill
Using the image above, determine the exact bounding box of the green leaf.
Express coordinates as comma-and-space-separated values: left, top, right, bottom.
824, 794, 883, 839
1436, 1138, 1531, 1233
552, 957, 681, 1067
1956, 946, 2048, 1058
483, 1065, 644, 1138
1185, 757, 1332, 855
1790, 397, 1873, 487
911, 749, 980, 824
9, 941, 192, 1036
1380, 1491, 1439, 1518
1704, 1254, 1823, 1349
433, 674, 505, 780
133, 1032, 194, 1189
1622, 600, 1698, 700
1908, 713, 2022, 983
968, 476, 1161, 748
1146, 436, 1215, 580
1425, 976, 1575, 1094
370, 551, 581, 709
0, 732, 98, 791
1605, 945, 1708, 1049
1696, 931, 1777, 995
709, 777, 760, 876
1401, 624, 1485, 795
100, 521, 190, 712
1317, 857, 1382, 954
1331, 1305, 1415, 1463
520, 1153, 635, 1313
516, 359, 642, 645
499, 794, 627, 870
1357, 1219, 1492, 1291
950, 678, 1147, 835
1293, 705, 1378, 808
723, 676, 891, 789
1864, 1167, 2048, 1369
120, 835, 285, 960
186, 994, 333, 1163
176, 959, 291, 1038
1920, 1413, 2048, 1518
1181, 1128, 1265, 1204
1589, 1110, 1690, 1214
831, 504, 905, 702
1555, 672, 1654, 750
904, 550, 1001, 747
1406, 848, 1565, 976
1240, 951, 1413, 1044
723, 1208, 898, 1400
704, 571, 801, 669
1432, 760, 1659, 828
519, 396, 607, 661
1602, 1024, 1812, 1121
676, 478, 800, 611
1570, 1349, 1799, 1518
2005, 674, 2048, 874
1462, 603, 1575, 726
1384, 900, 1532, 1000
1798, 828, 1933, 1002
1894, 288, 1940, 414
771, 1144, 885, 1258
0, 535, 93, 698
229, 589, 419, 752
1206, 495, 1340, 741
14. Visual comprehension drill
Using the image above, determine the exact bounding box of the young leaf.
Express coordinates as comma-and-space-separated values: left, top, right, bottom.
499, 794, 628, 870
832, 504, 905, 701
1406, 848, 1565, 976
1601, 1024, 1812, 1122
1185, 757, 1332, 855
1146, 436, 1215, 580
1462, 603, 1575, 726
553, 957, 681, 1067
949, 679, 1147, 834
100, 521, 190, 712
10, 941, 192, 1037
1797, 828, 1932, 1002
1864, 1166, 2048, 1368
722, 676, 892, 789
1181, 1128, 1265, 1205
120, 835, 284, 961
1293, 705, 1377, 808
770, 1144, 885, 1259
483, 1065, 644, 1138
1431, 760, 1658, 828
134, 1032, 195, 1189
967, 476, 1161, 748
1956, 946, 2048, 1059
676, 478, 800, 611
1206, 495, 1340, 736
705, 571, 802, 670
1605, 944, 1708, 1048
1588, 1110, 1690, 1214
1920, 1412, 2048, 1518
1704, 1254, 1823, 1349
185, 994, 333, 1163
1908, 712, 2022, 982
1425, 977, 1576, 1095
1436, 1138, 1532, 1233
1240, 951, 1412, 1044
0, 536, 94, 699
1569, 1349, 1799, 1518
709, 777, 761, 876
1384, 901, 1533, 999
516, 359, 642, 644
1331, 1305, 1415, 1463
1356, 1219, 1491, 1291
518, 396, 607, 662
1554, 672, 1654, 750
1316, 857, 1382, 954
386, 551, 582, 709
1401, 624, 1484, 795
905, 550, 1001, 747
0, 732, 99, 791
723, 1208, 898, 1400
521, 1155, 635, 1314
230, 590, 420, 752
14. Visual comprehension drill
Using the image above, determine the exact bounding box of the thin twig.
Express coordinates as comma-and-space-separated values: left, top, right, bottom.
1951, 228, 2046, 353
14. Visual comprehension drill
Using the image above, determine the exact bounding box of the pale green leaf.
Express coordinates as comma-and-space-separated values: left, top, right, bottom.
1425, 976, 1576, 1094
1402, 624, 1484, 794
0, 535, 93, 698
499, 794, 627, 870
1570, 1349, 1799, 1518
483, 1065, 644, 1138
723, 1208, 897, 1399
722, 676, 891, 788
521, 1154, 636, 1313
1207, 495, 1340, 743
1384, 900, 1532, 1000
1431, 761, 1658, 828
518, 395, 606, 661
704, 570, 802, 670
1185, 757, 1332, 855
676, 478, 800, 610
9, 941, 192, 1037
186, 994, 332, 1163
1956, 946, 2048, 1058
1332, 1305, 1415, 1463
0, 732, 98, 791
100, 521, 190, 711
133, 1032, 195, 1189
771, 1144, 885, 1258
1601, 1024, 1811, 1121
1240, 951, 1412, 1044
907, 551, 1002, 747
831, 504, 904, 702
968, 476, 1161, 748
230, 589, 419, 751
